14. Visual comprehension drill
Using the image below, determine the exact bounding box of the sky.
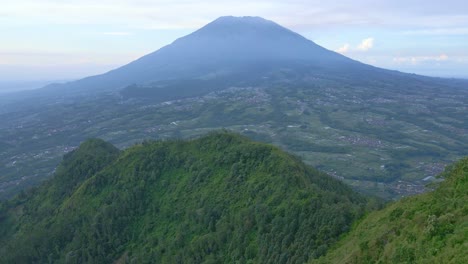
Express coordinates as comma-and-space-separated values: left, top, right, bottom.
1, 0, 467, 83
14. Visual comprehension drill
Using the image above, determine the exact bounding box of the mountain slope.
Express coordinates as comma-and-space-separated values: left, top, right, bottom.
0, 132, 372, 263
314, 157, 468, 264
43, 16, 369, 94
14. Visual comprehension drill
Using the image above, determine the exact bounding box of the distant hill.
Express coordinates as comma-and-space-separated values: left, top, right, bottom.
0, 80, 68, 94
0, 132, 372, 263
314, 157, 468, 263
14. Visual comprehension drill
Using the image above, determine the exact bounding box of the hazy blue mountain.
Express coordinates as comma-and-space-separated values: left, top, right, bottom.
38, 16, 465, 101
0, 80, 69, 94
42, 16, 373, 94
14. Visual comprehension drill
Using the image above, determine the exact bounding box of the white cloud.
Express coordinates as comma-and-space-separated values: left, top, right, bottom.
393, 54, 449, 64
335, 43, 350, 53
3, 1, 467, 30
0, 0, 275, 30
357, 37, 374, 51
403, 27, 468, 35
103, 32, 132, 36
335, 38, 374, 53
0, 51, 138, 66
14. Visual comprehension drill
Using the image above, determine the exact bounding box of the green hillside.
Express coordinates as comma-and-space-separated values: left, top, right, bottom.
0, 132, 371, 263
314, 157, 468, 264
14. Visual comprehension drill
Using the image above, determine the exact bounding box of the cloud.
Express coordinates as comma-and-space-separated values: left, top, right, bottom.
335, 43, 350, 53
3, 1, 468, 30
403, 27, 468, 35
335, 38, 374, 53
1, 0, 274, 30
0, 51, 138, 66
103, 32, 132, 36
393, 54, 449, 64
357, 37, 374, 51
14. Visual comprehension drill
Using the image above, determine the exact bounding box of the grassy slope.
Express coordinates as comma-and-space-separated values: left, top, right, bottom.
314, 157, 468, 264
0, 132, 370, 263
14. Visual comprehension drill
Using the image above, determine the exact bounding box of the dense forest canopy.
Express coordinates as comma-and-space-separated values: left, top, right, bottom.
0, 132, 374, 263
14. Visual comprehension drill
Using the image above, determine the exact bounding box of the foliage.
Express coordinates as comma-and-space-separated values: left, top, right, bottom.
0, 132, 370, 263
314, 157, 468, 264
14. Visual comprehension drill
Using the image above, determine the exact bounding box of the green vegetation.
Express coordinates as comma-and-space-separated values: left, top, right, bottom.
314, 157, 468, 264
1, 74, 466, 200
0, 132, 372, 263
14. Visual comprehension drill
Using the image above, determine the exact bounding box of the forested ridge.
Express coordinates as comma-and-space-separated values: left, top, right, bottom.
314, 157, 468, 264
0, 132, 372, 263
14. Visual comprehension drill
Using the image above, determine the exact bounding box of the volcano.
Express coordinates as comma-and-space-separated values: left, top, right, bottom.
46, 16, 379, 94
